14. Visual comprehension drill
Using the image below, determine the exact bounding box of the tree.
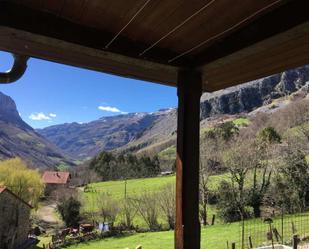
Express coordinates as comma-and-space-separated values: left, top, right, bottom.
131, 192, 161, 231
57, 196, 81, 227
217, 180, 245, 222
257, 127, 281, 145
277, 146, 309, 211
0, 158, 45, 208
97, 192, 120, 224
119, 199, 137, 229
89, 151, 161, 181
158, 183, 175, 229
246, 127, 280, 217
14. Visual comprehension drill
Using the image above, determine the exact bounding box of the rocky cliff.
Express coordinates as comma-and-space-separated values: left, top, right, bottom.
0, 92, 73, 168
200, 65, 309, 119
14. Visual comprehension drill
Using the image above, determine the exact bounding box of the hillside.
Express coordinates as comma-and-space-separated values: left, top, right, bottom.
0, 92, 73, 168
38, 65, 309, 160
38, 109, 176, 159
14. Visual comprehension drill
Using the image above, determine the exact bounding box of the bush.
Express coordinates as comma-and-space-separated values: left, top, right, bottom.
57, 196, 81, 227
207, 191, 219, 205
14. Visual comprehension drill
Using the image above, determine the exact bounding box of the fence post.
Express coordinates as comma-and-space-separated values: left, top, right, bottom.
292, 235, 298, 249
281, 207, 284, 244
211, 215, 216, 225
248, 236, 253, 249
232, 242, 236, 249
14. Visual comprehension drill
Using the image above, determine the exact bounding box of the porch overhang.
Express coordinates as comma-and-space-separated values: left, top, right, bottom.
1, 1, 309, 249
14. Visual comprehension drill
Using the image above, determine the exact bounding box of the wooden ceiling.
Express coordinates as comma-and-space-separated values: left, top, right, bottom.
0, 0, 309, 91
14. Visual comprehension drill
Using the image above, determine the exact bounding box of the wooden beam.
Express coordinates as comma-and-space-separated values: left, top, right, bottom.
0, 27, 178, 87
175, 69, 202, 249
0, 1, 180, 66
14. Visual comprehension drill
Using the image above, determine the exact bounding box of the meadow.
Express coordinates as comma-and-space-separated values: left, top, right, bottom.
80, 174, 229, 227
63, 211, 309, 249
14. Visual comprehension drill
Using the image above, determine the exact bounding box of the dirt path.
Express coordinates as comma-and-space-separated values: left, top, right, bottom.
36, 202, 63, 229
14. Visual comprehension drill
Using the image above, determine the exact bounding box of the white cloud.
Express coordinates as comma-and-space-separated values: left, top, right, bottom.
29, 112, 51, 121
49, 113, 57, 118
98, 105, 126, 114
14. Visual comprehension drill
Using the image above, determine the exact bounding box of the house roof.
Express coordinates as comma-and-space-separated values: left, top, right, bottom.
0, 186, 33, 208
42, 171, 71, 184
0, 1, 309, 91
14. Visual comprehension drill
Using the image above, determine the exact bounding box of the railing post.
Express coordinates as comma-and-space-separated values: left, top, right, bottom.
293, 235, 298, 249
175, 69, 202, 249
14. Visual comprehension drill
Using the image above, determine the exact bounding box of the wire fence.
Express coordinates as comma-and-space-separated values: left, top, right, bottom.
240, 208, 309, 249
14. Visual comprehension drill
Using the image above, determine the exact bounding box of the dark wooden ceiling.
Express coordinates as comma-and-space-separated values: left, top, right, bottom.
0, 0, 309, 91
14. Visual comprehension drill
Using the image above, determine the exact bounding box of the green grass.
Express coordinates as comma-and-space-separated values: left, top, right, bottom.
233, 117, 250, 126
158, 145, 176, 161
64, 212, 309, 249
63, 225, 239, 249
81, 174, 229, 206
80, 174, 229, 227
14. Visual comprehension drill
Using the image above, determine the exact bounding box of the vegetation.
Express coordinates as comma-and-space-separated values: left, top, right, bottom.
233, 117, 250, 126
89, 151, 161, 181
0, 158, 44, 208
64, 212, 309, 249
57, 196, 81, 228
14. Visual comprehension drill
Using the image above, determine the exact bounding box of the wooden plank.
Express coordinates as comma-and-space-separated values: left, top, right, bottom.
175, 69, 202, 249
201, 21, 309, 91
192, 0, 309, 65
0, 27, 178, 87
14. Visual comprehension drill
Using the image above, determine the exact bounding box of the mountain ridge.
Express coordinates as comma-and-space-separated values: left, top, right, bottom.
38, 65, 309, 160
0, 92, 74, 168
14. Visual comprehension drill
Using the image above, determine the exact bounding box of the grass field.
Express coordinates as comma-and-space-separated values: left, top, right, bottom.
80, 174, 229, 228
64, 211, 309, 249
65, 223, 240, 249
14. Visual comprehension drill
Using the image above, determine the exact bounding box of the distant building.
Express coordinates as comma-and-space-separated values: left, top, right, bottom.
42, 171, 71, 196
160, 171, 174, 176
0, 187, 32, 249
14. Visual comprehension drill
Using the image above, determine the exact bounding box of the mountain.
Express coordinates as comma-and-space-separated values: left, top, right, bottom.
38, 65, 309, 160
37, 109, 175, 160
0, 92, 73, 168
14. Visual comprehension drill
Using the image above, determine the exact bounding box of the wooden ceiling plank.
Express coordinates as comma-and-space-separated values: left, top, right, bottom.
202, 21, 309, 91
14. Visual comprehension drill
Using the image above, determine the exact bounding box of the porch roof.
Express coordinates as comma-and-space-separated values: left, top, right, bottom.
0, 0, 309, 91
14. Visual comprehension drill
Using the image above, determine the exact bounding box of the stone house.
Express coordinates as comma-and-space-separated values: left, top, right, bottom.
42, 171, 71, 197
0, 187, 32, 249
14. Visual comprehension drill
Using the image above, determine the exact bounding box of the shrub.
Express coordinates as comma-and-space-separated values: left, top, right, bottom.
57, 196, 81, 227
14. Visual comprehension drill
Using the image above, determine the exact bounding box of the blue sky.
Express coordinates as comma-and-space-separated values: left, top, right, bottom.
0, 51, 177, 128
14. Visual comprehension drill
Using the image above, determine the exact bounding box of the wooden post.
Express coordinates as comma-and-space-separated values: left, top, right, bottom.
232, 242, 236, 249
211, 214, 216, 225
175, 69, 202, 249
292, 235, 298, 249
248, 236, 253, 249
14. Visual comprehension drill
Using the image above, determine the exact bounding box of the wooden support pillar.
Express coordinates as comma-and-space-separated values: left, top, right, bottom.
175, 69, 202, 249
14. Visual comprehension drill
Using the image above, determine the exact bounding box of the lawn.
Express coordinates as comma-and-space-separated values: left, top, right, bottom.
64, 224, 240, 249
63, 211, 309, 249
80, 174, 229, 228
82, 174, 229, 202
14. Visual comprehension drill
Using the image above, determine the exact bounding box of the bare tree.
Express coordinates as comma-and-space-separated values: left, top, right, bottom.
223, 139, 258, 217
158, 183, 175, 229
97, 192, 120, 224
199, 134, 224, 225
131, 192, 160, 231
119, 198, 138, 229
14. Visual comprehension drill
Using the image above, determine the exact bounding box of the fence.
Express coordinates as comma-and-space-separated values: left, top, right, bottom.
240, 208, 309, 249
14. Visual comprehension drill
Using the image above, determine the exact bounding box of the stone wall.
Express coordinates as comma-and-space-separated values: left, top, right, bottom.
0, 190, 31, 249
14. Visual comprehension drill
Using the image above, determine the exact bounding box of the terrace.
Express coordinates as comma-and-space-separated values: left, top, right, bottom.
1, 0, 309, 248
